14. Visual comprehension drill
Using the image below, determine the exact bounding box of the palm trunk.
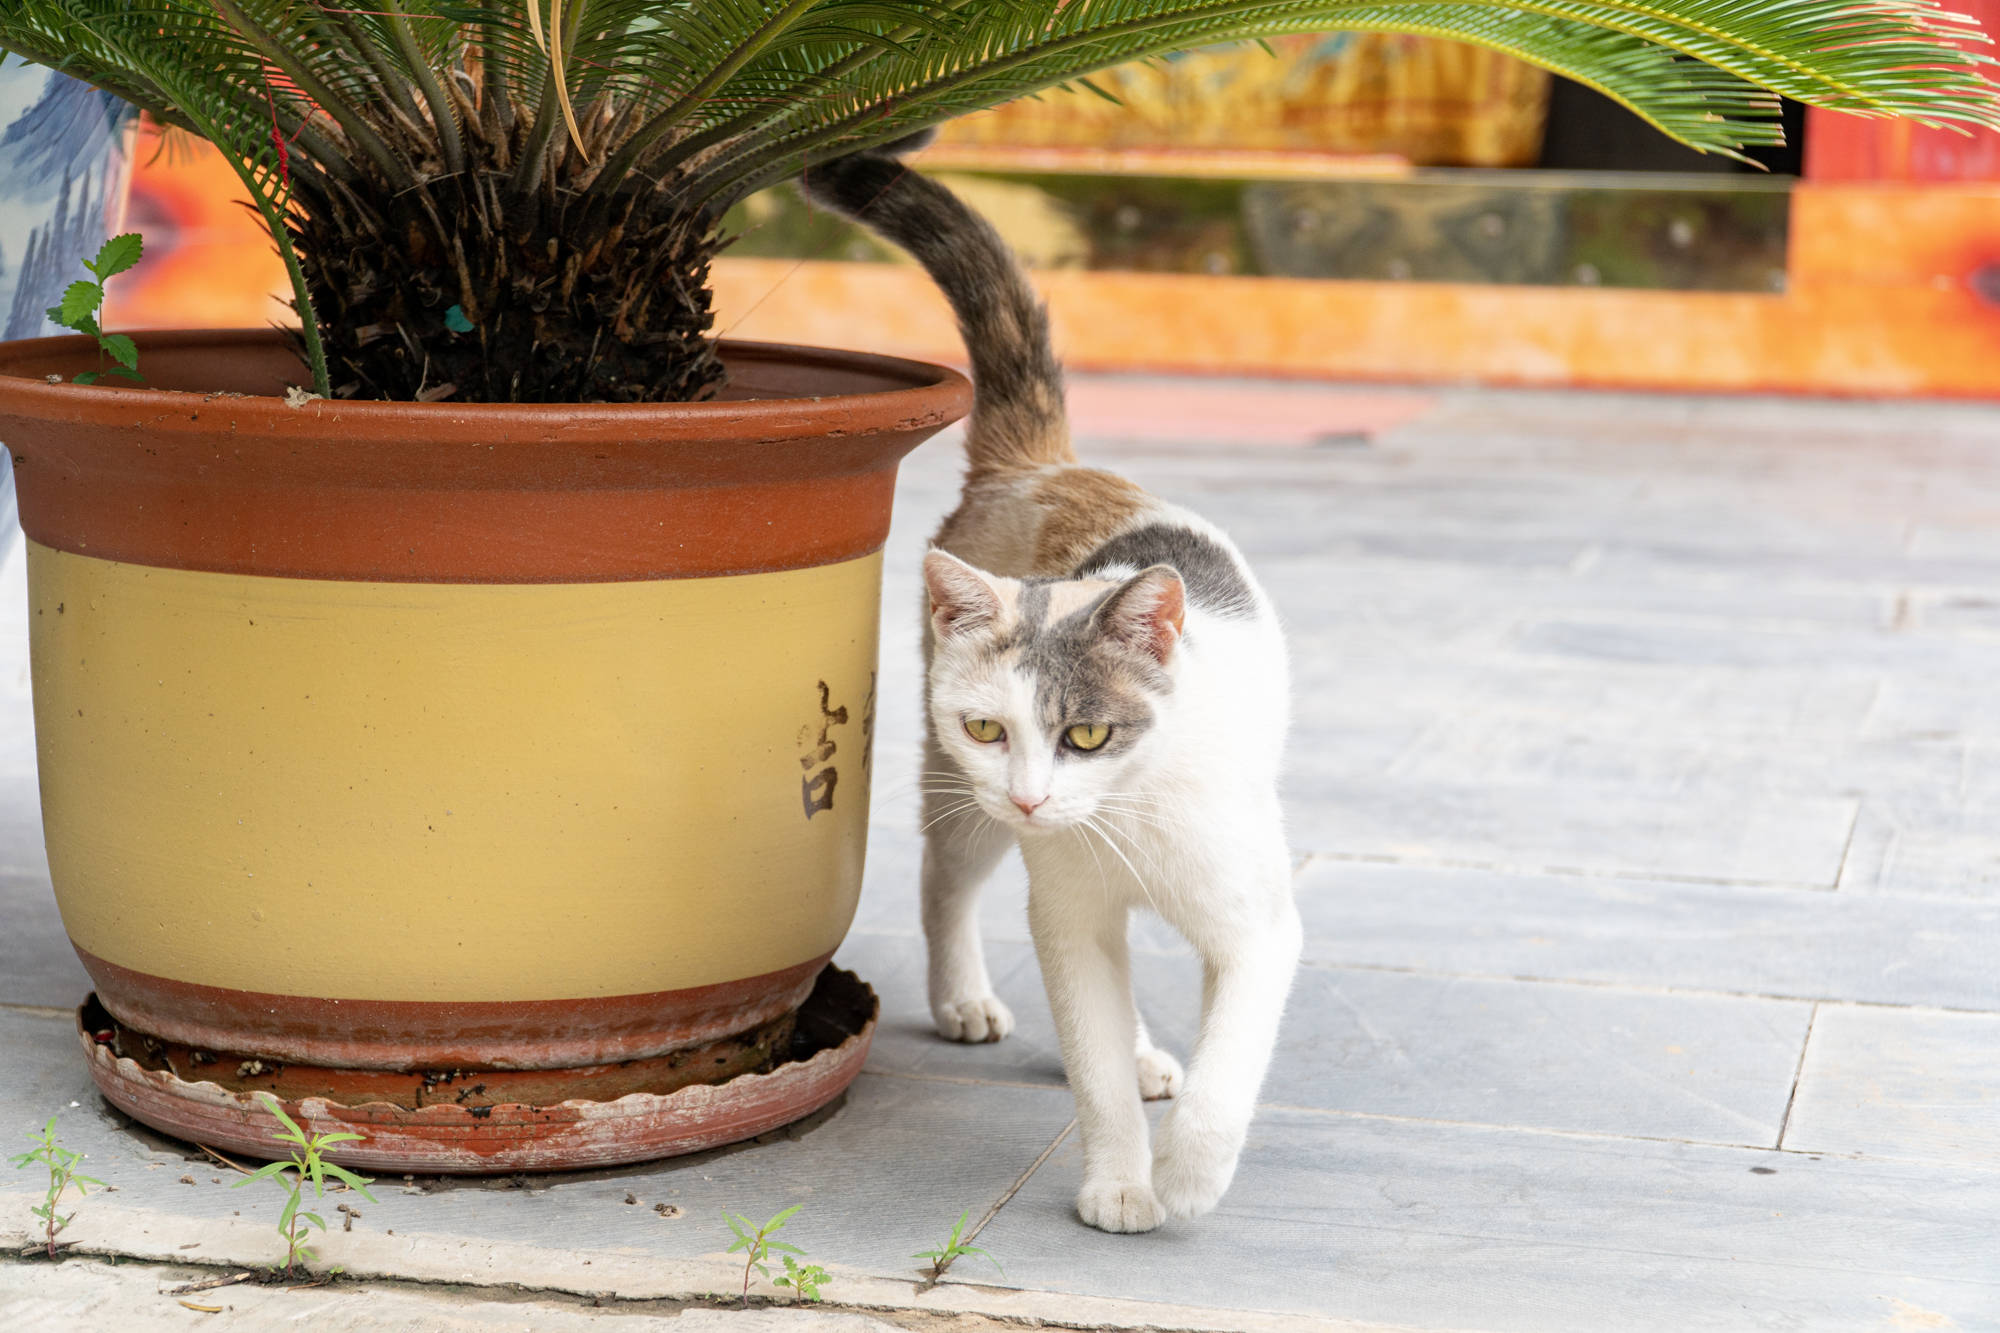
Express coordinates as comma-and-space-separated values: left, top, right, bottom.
292, 174, 725, 404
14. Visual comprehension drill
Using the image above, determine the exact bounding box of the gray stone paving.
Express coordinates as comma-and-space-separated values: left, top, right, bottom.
4, 382, 2000, 1330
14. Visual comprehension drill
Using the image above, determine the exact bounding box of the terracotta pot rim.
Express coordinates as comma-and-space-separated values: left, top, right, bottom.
4, 331, 968, 580
0, 329, 972, 444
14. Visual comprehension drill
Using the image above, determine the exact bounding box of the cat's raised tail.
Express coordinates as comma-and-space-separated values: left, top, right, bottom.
799, 139, 1073, 477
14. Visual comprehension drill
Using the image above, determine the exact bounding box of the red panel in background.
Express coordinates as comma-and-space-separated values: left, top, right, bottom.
1805, 0, 2000, 182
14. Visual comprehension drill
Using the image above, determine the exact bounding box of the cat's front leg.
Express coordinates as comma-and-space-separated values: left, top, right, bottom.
921, 736, 1015, 1043
1029, 887, 1161, 1233
1152, 903, 1302, 1220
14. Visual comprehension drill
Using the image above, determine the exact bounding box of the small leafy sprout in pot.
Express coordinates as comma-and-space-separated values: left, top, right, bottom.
45, 233, 144, 387
9, 1114, 105, 1259
231, 1094, 377, 1278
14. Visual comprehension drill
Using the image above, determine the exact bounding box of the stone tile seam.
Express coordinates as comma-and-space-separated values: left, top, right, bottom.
1508, 593, 2000, 629
856, 1072, 2000, 1172
1253, 1100, 1778, 1152
838, 932, 2000, 1015
1775, 1001, 1819, 1154
1291, 960, 2000, 1016
1295, 1213, 2000, 1287
1502, 606, 1927, 638
1291, 851, 1844, 895
0, 1215, 1374, 1333
1292, 853, 2000, 911
859, 1068, 1063, 1096
1828, 804, 1863, 895
0, 1244, 1365, 1333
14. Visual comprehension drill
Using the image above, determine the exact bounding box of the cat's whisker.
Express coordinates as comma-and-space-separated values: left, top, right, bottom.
1072, 817, 1112, 891
1094, 802, 1174, 834
1095, 796, 1172, 819
950, 808, 993, 856
1083, 814, 1165, 918
1096, 798, 1174, 818
1095, 813, 1173, 891
920, 800, 987, 832
1100, 789, 1171, 804
1098, 803, 1172, 820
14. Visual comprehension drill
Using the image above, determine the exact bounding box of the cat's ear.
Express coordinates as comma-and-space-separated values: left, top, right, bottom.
923, 550, 1005, 641
1094, 565, 1185, 663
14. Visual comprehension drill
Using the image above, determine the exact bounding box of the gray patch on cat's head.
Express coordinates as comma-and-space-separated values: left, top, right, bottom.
1074, 522, 1257, 619
983, 582, 1167, 759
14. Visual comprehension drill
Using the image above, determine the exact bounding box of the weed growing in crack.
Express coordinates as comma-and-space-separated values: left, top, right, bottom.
774, 1252, 832, 1302
723, 1204, 809, 1300
232, 1095, 376, 1278
914, 1210, 1002, 1283
9, 1115, 104, 1259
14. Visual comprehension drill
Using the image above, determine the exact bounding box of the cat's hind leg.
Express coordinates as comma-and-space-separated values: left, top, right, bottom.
921, 735, 1016, 1043
1134, 1011, 1183, 1101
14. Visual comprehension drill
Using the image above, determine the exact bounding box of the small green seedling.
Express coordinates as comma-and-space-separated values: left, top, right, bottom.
723, 1204, 806, 1300
914, 1209, 1002, 1282
9, 1115, 104, 1259
774, 1252, 831, 1302
45, 232, 143, 385
232, 1095, 376, 1277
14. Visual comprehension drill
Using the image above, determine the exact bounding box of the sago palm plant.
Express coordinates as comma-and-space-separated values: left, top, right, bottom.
3, 2, 1997, 404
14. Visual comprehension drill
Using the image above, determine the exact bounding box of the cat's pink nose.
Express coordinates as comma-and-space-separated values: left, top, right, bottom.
1012, 795, 1047, 816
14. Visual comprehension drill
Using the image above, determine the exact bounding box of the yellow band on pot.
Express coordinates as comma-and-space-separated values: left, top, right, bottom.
28, 542, 882, 1003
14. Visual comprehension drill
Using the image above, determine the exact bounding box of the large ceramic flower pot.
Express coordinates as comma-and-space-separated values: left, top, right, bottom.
0, 330, 969, 1171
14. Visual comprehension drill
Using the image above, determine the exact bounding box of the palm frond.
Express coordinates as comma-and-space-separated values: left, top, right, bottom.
661, 1, 2000, 205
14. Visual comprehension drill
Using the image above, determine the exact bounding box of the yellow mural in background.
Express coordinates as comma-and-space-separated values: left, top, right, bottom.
939, 35, 1549, 167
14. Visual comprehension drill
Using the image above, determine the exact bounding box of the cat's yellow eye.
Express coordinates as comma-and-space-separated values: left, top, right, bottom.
1066, 723, 1111, 752
964, 718, 1006, 744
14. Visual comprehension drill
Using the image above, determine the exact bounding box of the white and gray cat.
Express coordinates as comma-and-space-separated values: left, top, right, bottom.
806, 144, 1301, 1233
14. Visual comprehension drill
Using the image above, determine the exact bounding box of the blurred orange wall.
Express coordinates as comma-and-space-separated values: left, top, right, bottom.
102, 125, 289, 330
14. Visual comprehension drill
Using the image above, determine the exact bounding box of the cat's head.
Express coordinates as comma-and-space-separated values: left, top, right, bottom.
924, 549, 1184, 833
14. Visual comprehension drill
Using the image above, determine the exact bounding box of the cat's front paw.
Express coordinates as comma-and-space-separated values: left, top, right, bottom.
1076, 1178, 1163, 1234
1135, 1046, 1183, 1100
932, 994, 1015, 1043
1151, 1110, 1239, 1220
